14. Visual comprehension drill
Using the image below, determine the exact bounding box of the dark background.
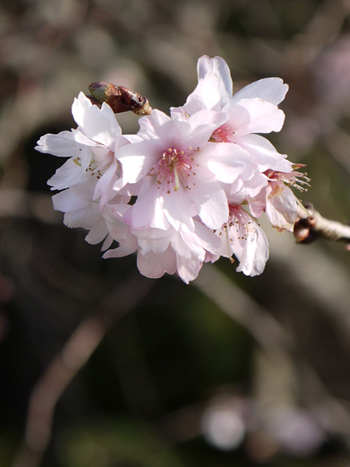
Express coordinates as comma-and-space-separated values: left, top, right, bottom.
2, 0, 350, 465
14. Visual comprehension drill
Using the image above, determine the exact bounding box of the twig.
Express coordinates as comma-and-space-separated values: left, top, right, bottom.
294, 203, 350, 246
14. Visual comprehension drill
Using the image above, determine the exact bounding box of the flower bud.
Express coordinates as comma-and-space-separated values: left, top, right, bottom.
88, 82, 152, 115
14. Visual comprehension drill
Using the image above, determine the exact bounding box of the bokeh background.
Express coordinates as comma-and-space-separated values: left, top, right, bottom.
2, 0, 350, 466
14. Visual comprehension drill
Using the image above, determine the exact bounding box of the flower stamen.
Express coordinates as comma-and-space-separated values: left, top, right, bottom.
265, 168, 311, 192
224, 223, 235, 263
210, 126, 234, 142
151, 147, 197, 192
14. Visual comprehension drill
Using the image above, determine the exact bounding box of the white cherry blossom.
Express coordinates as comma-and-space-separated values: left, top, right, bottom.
116, 108, 252, 233
207, 204, 269, 276
36, 92, 130, 204
35, 55, 305, 283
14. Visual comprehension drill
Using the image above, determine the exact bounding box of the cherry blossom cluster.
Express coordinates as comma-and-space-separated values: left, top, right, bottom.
36, 56, 307, 283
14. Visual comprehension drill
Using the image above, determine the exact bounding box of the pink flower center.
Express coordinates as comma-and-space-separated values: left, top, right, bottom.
211, 125, 234, 142
149, 147, 199, 193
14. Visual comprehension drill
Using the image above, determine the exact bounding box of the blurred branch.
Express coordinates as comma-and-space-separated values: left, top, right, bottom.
194, 264, 292, 357
0, 189, 61, 224
194, 264, 350, 436
285, 0, 346, 66
12, 273, 155, 467
294, 203, 350, 246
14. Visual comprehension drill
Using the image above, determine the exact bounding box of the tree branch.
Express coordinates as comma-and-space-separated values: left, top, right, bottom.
294, 203, 350, 247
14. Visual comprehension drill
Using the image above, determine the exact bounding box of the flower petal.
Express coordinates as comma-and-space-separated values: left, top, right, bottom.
231, 78, 288, 106
48, 157, 90, 190
52, 189, 91, 212
197, 55, 233, 101
129, 179, 171, 230
201, 142, 252, 183
36, 130, 92, 157
118, 140, 160, 184
138, 109, 171, 139
103, 235, 138, 258
72, 92, 121, 148
190, 176, 229, 229
176, 254, 203, 284
266, 183, 298, 231
224, 98, 285, 135
236, 134, 293, 172
162, 188, 196, 231
136, 247, 177, 279
71, 92, 92, 127
85, 218, 109, 245
180, 56, 233, 114
236, 222, 269, 276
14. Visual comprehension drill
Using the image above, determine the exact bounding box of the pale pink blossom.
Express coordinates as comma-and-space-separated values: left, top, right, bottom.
117, 108, 252, 233
174, 56, 291, 174
35, 55, 304, 283
52, 176, 132, 251
173, 55, 304, 235
36, 92, 131, 205
105, 212, 221, 283
207, 204, 269, 276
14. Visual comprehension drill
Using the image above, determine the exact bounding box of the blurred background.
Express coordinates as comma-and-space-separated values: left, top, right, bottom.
2, 0, 350, 465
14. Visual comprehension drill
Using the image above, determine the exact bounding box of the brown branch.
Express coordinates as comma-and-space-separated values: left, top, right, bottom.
12, 273, 155, 467
294, 203, 350, 247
